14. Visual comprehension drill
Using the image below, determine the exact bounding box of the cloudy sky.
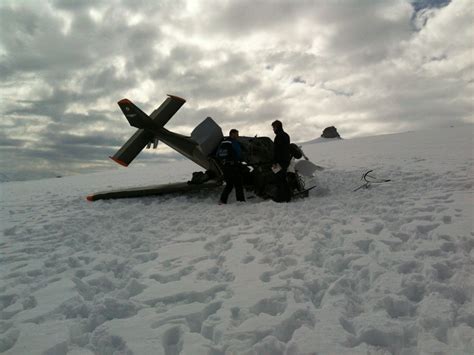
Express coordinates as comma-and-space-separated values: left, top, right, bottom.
0, 0, 472, 181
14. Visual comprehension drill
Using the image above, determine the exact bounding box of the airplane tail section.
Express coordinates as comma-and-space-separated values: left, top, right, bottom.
110, 95, 186, 167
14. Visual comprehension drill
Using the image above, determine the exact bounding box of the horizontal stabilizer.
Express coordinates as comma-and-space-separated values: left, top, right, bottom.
118, 99, 156, 129
110, 129, 153, 166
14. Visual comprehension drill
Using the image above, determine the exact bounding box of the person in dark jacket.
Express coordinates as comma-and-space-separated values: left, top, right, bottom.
271, 120, 291, 202
217, 129, 245, 204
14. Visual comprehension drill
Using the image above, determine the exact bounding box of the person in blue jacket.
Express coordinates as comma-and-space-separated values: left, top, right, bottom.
216, 129, 245, 204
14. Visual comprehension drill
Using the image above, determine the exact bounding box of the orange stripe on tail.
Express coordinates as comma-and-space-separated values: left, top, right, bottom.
109, 156, 129, 167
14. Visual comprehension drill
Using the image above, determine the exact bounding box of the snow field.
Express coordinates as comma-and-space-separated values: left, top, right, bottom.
0, 125, 473, 354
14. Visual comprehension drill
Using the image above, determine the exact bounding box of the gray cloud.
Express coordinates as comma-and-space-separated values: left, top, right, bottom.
0, 0, 472, 181
0, 132, 25, 148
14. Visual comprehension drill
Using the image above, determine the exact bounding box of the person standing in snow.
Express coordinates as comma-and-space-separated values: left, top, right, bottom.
271, 120, 292, 202
217, 129, 246, 204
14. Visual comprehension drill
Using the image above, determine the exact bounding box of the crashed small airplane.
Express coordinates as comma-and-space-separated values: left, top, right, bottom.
87, 95, 320, 201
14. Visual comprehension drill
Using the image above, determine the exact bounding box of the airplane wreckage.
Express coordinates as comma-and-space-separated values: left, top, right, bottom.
87, 95, 320, 202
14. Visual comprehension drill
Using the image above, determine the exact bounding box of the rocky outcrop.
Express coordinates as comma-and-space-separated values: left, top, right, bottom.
321, 126, 341, 139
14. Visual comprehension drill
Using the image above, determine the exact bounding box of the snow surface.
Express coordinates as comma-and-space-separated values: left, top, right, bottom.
1, 125, 473, 355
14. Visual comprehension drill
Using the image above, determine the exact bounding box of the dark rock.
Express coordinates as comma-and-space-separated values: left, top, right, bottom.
321, 126, 341, 139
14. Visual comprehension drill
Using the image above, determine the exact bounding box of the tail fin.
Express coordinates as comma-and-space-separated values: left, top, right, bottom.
149, 95, 186, 127
117, 99, 156, 129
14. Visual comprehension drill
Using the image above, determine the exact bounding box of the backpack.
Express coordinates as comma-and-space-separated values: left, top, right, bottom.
215, 140, 235, 162
289, 143, 303, 159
